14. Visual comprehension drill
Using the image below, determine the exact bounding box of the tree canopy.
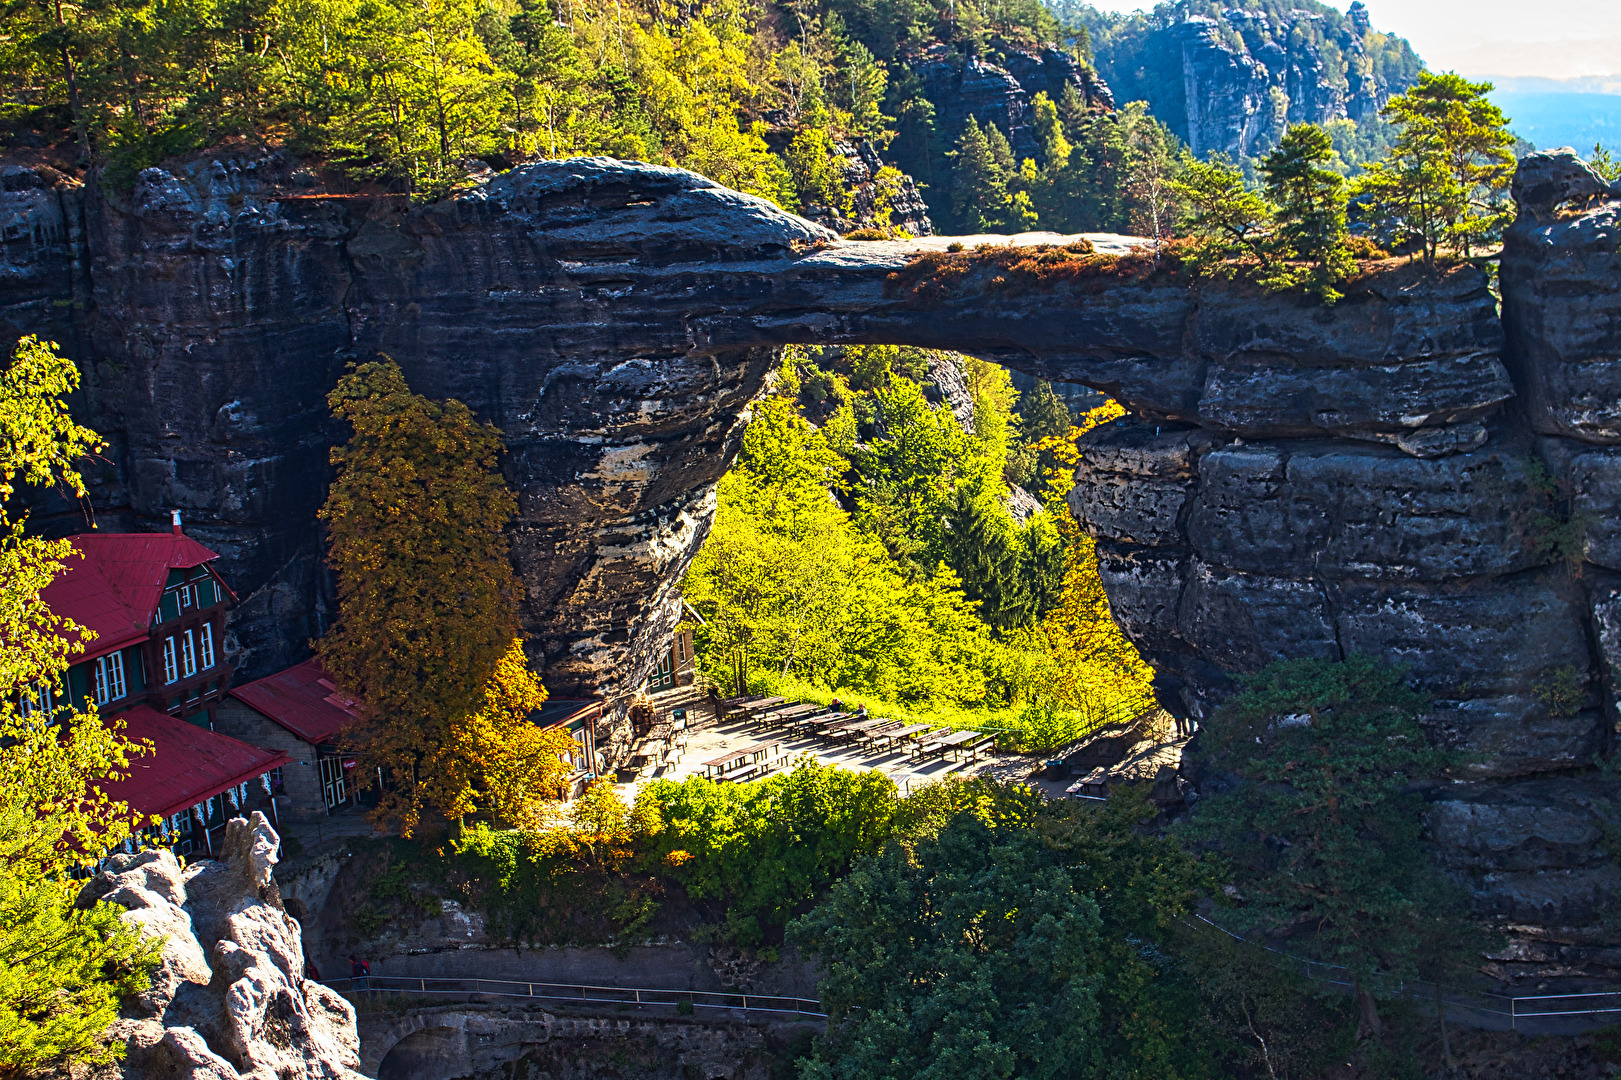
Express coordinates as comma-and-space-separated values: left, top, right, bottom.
0, 337, 160, 1077
318, 358, 564, 834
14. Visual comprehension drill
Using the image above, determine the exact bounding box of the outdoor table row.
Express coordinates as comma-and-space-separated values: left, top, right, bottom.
700, 739, 786, 783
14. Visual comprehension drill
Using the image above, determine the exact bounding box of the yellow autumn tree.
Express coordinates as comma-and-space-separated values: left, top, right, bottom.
439, 639, 574, 830
318, 358, 523, 836
0, 337, 160, 1075
1026, 401, 1156, 719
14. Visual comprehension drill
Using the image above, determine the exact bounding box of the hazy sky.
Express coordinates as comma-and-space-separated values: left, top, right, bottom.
1080, 0, 1621, 80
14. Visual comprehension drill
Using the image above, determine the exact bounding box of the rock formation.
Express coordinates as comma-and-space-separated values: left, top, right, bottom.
911, 42, 1113, 167
2, 148, 1619, 975
80, 812, 364, 1080
1088, 0, 1419, 158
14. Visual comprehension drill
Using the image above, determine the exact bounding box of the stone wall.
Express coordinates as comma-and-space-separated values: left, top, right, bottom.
359, 1006, 789, 1080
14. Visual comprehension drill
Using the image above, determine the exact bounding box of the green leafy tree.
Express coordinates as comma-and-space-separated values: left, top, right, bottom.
0, 337, 160, 1076
789, 790, 1220, 1080
1179, 654, 1467, 1037
785, 125, 852, 216
635, 759, 897, 935
1260, 124, 1354, 301
1355, 72, 1515, 262
317, 358, 522, 836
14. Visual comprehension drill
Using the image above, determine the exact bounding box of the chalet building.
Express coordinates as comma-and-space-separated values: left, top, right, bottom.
215, 658, 363, 821
37, 513, 237, 726
34, 515, 285, 858
101, 704, 287, 858
647, 628, 696, 692
534, 697, 603, 793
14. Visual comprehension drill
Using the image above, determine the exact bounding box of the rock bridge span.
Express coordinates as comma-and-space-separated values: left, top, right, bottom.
3, 151, 1620, 975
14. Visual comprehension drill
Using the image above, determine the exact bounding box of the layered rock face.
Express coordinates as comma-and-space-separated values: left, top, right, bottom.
2, 150, 1619, 974
1071, 150, 1621, 977
81, 813, 363, 1080
1090, 0, 1416, 158
912, 42, 1113, 166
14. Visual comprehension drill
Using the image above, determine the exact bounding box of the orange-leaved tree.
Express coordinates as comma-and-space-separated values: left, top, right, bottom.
318, 358, 528, 836
440, 639, 576, 830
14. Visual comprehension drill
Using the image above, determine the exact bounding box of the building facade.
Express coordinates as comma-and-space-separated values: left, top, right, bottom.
33, 519, 282, 859
216, 658, 362, 821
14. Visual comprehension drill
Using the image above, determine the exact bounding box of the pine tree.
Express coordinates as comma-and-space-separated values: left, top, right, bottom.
1180, 655, 1470, 1037
949, 117, 1008, 233
1354, 72, 1515, 263
942, 486, 1028, 632
318, 358, 523, 836
1261, 124, 1354, 302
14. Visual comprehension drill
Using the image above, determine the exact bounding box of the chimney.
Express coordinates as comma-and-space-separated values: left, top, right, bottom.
171, 509, 182, 535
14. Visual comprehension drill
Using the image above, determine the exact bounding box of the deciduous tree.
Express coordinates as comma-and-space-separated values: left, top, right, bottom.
318, 357, 522, 836
0, 337, 158, 1077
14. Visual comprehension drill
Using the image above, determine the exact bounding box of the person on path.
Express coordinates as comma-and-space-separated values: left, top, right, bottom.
349, 955, 369, 992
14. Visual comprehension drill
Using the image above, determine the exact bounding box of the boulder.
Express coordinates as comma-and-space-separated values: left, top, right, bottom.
82, 813, 364, 1080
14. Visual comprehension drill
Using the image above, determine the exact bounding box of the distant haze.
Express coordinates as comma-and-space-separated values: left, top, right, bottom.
1077, 0, 1621, 82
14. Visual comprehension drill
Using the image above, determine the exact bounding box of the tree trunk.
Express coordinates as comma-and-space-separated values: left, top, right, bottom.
1435, 980, 1454, 1068
1356, 985, 1383, 1041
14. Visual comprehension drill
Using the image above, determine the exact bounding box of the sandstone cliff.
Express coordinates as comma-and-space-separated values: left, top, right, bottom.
2, 148, 1619, 978
1083, 0, 1421, 158
79, 813, 364, 1080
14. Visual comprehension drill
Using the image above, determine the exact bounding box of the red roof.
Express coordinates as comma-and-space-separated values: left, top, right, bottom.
40, 531, 227, 661
103, 704, 289, 821
228, 658, 360, 746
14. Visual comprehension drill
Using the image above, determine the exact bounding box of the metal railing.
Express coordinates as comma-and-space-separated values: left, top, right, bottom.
325, 976, 826, 1019
1187, 914, 1621, 1033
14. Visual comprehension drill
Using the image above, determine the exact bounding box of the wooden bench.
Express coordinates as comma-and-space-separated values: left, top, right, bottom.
873, 723, 931, 750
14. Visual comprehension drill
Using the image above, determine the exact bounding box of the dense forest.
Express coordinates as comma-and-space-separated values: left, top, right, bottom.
680, 346, 1155, 747
1, 0, 1416, 232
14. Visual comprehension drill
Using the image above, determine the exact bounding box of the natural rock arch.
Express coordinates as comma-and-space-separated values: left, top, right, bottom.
2, 150, 1619, 976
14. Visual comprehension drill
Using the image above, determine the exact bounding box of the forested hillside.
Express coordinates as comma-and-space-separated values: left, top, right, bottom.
681, 346, 1154, 747
2, 0, 1422, 234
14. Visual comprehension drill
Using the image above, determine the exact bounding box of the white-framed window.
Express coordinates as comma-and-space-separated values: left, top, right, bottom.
18, 683, 53, 718
180, 583, 196, 609
94, 653, 127, 705
163, 637, 179, 684
181, 630, 198, 678
200, 623, 215, 669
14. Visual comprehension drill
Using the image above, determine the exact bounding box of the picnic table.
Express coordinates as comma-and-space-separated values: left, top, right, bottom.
872, 722, 931, 750
955, 732, 998, 763
857, 720, 908, 744
731, 696, 785, 715
757, 702, 820, 726
701, 740, 783, 782
911, 729, 978, 761
823, 717, 888, 742
800, 712, 853, 733
1067, 767, 1111, 799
